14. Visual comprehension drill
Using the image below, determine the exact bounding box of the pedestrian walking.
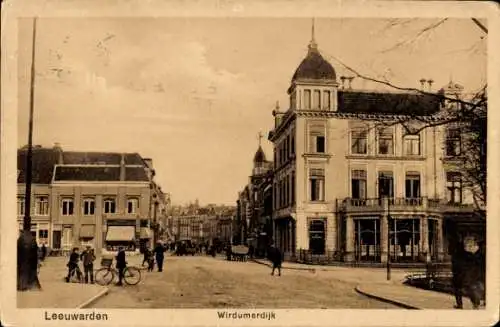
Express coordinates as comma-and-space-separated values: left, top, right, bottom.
267, 243, 283, 276
154, 241, 166, 272
65, 247, 81, 282
147, 254, 155, 272
115, 247, 127, 286
142, 246, 151, 267
41, 243, 47, 262
80, 246, 96, 284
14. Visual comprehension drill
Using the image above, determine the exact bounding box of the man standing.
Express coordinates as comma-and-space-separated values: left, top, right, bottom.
153, 241, 166, 272
80, 246, 96, 284
41, 243, 47, 262
66, 247, 80, 282
267, 242, 283, 276
115, 247, 127, 286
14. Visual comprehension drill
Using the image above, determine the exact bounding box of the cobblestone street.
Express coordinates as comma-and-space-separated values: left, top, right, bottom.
91, 255, 398, 309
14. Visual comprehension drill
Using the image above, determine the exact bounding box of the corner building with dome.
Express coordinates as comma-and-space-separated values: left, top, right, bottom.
267, 32, 482, 263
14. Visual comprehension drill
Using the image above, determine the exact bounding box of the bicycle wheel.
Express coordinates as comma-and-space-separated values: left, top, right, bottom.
123, 266, 141, 285
95, 268, 115, 286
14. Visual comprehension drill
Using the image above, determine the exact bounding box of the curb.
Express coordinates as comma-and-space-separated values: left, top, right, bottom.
76, 287, 109, 309
250, 259, 316, 273
354, 285, 420, 310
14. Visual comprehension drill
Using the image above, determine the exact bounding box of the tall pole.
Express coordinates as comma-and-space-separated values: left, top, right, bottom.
24, 17, 37, 231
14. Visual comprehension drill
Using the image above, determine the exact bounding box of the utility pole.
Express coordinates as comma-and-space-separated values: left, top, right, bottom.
17, 17, 41, 291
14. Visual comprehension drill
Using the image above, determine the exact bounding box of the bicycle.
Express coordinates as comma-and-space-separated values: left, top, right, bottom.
94, 258, 142, 286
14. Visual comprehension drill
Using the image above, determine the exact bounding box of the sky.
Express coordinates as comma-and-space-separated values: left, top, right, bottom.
17, 17, 487, 206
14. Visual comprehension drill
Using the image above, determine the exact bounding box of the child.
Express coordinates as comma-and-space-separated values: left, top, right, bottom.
147, 254, 155, 272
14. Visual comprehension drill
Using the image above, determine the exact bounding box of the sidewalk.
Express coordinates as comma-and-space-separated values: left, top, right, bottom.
17, 256, 109, 308
251, 258, 477, 310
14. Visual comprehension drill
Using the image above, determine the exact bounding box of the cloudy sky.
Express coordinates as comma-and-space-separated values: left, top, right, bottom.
17, 17, 486, 205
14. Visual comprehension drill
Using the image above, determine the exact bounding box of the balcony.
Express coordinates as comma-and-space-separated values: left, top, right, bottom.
337, 197, 445, 214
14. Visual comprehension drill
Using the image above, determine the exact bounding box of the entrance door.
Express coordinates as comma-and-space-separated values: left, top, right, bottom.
309, 220, 325, 255
52, 231, 61, 249
354, 219, 380, 261
62, 227, 73, 252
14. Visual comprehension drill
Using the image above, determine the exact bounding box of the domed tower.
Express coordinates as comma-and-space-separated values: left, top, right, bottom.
288, 21, 338, 111
252, 133, 268, 176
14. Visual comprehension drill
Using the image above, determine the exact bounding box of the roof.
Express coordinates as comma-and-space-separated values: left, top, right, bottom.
253, 146, 266, 163
53, 166, 149, 182
337, 91, 442, 115
18, 147, 150, 184
17, 148, 60, 184
291, 46, 336, 83
62, 152, 143, 165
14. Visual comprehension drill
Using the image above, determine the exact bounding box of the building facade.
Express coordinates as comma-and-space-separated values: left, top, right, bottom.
267, 33, 479, 263
17, 144, 168, 255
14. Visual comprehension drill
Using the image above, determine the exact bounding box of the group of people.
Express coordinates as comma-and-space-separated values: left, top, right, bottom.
65, 246, 96, 283
141, 241, 167, 272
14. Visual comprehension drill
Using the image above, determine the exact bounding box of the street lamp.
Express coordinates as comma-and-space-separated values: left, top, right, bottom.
17, 17, 41, 291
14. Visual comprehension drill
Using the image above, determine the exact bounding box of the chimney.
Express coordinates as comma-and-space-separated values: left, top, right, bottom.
419, 79, 427, 91
340, 76, 346, 89
427, 79, 434, 91
120, 153, 126, 181
347, 76, 354, 90
53, 142, 63, 164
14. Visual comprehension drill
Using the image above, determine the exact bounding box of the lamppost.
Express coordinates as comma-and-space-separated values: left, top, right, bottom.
17, 17, 41, 291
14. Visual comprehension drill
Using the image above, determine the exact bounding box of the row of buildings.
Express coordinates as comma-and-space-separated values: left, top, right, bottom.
235, 30, 485, 263
166, 203, 235, 245
17, 144, 171, 255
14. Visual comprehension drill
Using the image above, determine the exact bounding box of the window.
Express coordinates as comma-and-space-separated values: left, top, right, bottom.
35, 196, 49, 216
309, 168, 325, 201
104, 198, 116, 214
38, 229, 48, 239
403, 134, 421, 156
17, 196, 25, 216
378, 128, 394, 155
304, 90, 311, 109
291, 134, 295, 155
405, 172, 421, 204
291, 172, 296, 205
378, 172, 394, 199
323, 91, 331, 110
313, 90, 321, 109
446, 128, 461, 156
446, 172, 463, 204
127, 198, 139, 214
83, 198, 95, 216
351, 130, 368, 154
310, 130, 325, 153
316, 136, 325, 153
61, 198, 74, 216
351, 170, 367, 203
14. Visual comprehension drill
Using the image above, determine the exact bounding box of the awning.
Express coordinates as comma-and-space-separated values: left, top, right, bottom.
139, 227, 152, 239
80, 225, 95, 238
106, 226, 135, 241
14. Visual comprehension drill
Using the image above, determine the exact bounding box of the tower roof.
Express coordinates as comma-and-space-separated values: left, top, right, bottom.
291, 20, 336, 83
253, 146, 266, 163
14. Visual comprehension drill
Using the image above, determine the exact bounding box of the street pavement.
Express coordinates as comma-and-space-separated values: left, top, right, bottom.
91, 254, 398, 309
17, 255, 109, 308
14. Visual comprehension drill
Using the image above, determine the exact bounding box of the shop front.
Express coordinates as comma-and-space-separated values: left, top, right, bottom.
105, 220, 137, 252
